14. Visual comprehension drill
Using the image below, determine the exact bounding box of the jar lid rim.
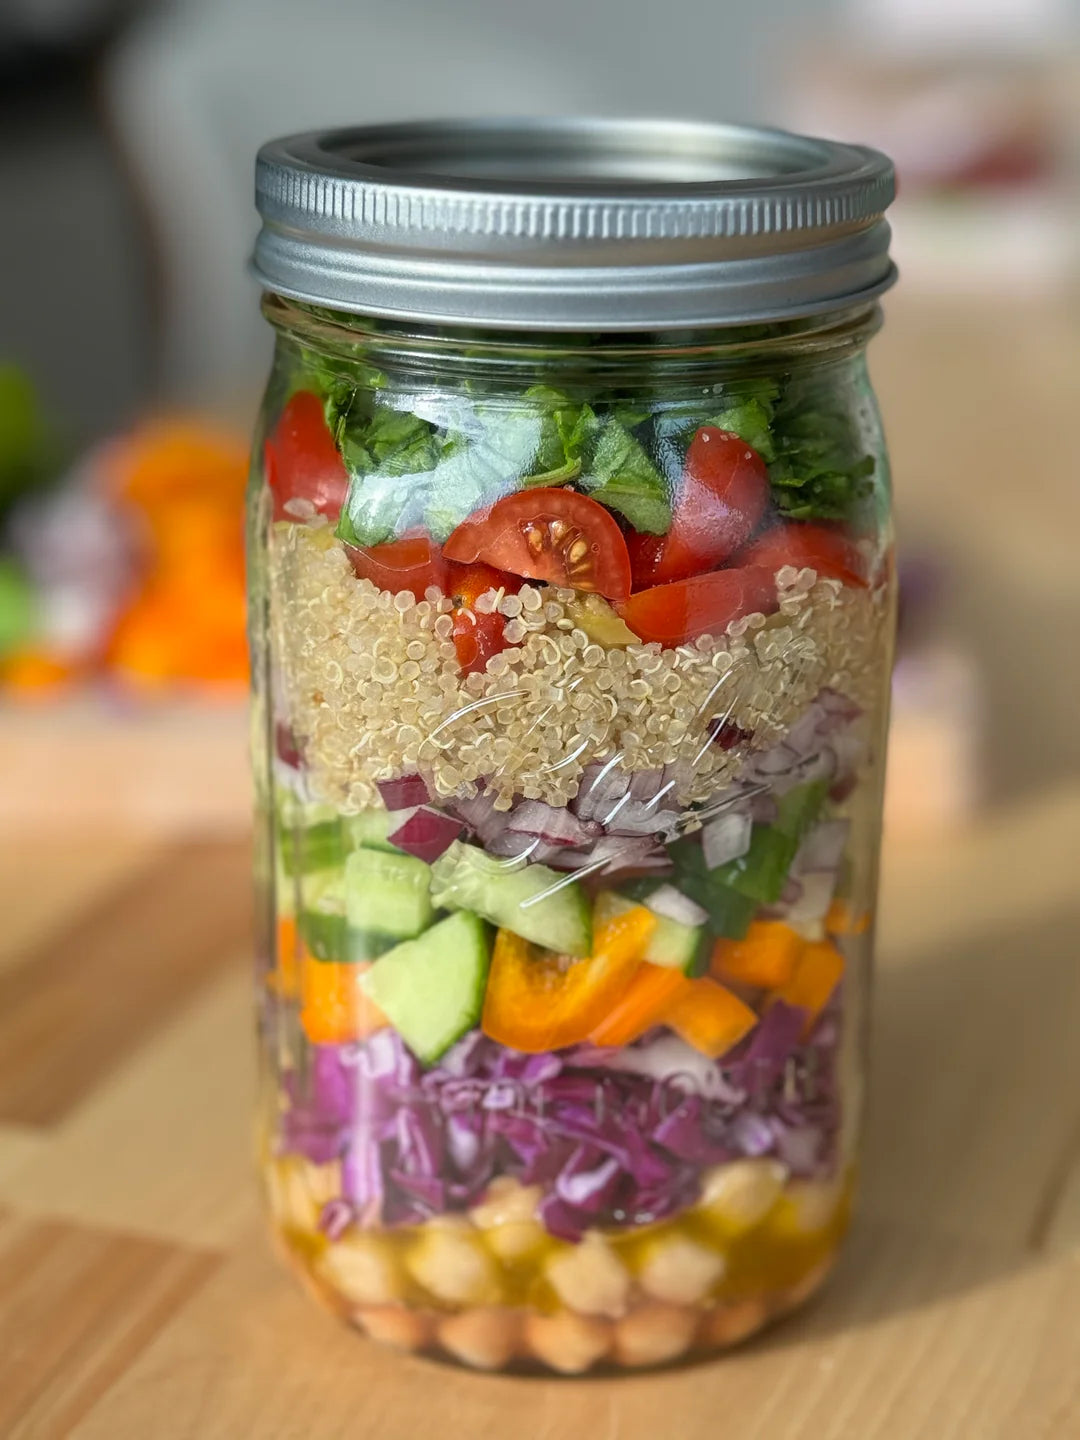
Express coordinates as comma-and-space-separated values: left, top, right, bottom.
253, 117, 897, 329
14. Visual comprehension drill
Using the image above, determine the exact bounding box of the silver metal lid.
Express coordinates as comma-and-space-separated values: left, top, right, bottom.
254, 118, 896, 331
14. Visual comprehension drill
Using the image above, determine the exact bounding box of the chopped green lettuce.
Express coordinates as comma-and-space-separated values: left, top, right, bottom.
580, 419, 671, 535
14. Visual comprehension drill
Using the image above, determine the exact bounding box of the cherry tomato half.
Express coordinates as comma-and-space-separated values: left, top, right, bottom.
449, 563, 520, 675
618, 565, 778, 647
264, 391, 349, 522
347, 537, 518, 675
345, 533, 448, 601
738, 522, 868, 588
627, 427, 769, 589
444, 488, 632, 601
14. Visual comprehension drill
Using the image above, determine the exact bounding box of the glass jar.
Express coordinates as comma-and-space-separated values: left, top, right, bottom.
249, 120, 897, 1374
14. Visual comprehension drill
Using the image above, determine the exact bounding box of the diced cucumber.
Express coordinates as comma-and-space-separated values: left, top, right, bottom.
430, 842, 592, 958
702, 883, 757, 940
597, 890, 705, 974
275, 791, 340, 830
655, 839, 758, 941
344, 848, 433, 941
343, 809, 401, 853
278, 819, 346, 877
297, 911, 394, 963
298, 867, 395, 963
360, 911, 491, 1064
647, 913, 708, 974
775, 780, 829, 839
696, 782, 830, 907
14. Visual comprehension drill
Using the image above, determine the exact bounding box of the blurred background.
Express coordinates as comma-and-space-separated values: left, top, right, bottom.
0, 0, 1078, 841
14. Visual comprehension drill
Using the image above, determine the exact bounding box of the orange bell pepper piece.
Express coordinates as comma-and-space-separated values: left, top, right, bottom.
662, 977, 759, 1059
711, 920, 806, 991
589, 962, 690, 1048
268, 915, 302, 999
825, 898, 871, 936
773, 939, 845, 1027
482, 904, 656, 1053
300, 955, 389, 1045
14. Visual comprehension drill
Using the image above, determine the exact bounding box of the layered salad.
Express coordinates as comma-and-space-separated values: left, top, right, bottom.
254, 346, 891, 1372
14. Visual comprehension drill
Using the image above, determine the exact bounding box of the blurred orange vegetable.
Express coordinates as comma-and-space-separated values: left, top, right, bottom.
663, 978, 758, 1059
482, 905, 656, 1053
773, 940, 845, 1028
300, 955, 389, 1045
271, 916, 302, 1000
711, 920, 806, 990
0, 647, 81, 695
825, 899, 871, 936
589, 962, 688, 1047
103, 421, 249, 691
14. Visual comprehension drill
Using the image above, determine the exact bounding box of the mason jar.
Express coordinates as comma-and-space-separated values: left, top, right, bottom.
248, 119, 897, 1374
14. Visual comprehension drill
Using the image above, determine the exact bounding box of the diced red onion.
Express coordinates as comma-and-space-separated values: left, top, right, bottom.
275, 723, 303, 769
795, 819, 850, 874
387, 807, 462, 863
750, 791, 779, 825
446, 789, 509, 846
605, 800, 684, 837
702, 811, 753, 869
571, 762, 631, 823
588, 836, 673, 880
646, 884, 709, 929
627, 768, 668, 803
781, 870, 838, 924
505, 801, 600, 847
599, 1035, 746, 1101
377, 773, 431, 809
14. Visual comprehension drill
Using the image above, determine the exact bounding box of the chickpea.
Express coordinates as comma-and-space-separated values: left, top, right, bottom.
700, 1158, 788, 1236
485, 1220, 548, 1263
470, 1179, 542, 1230
770, 1176, 844, 1238
777, 1255, 836, 1312
406, 1226, 501, 1306
524, 1311, 612, 1374
356, 1305, 433, 1352
638, 1233, 726, 1306
700, 1297, 769, 1350
545, 1234, 631, 1319
318, 1233, 403, 1306
437, 1308, 520, 1371
614, 1303, 696, 1368
267, 1157, 341, 1235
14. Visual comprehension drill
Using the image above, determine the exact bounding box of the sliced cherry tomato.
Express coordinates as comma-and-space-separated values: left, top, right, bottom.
449, 563, 519, 675
345, 533, 448, 601
627, 427, 769, 589
481, 904, 656, 1053
618, 565, 778, 647
738, 522, 868, 588
264, 390, 349, 522
444, 488, 632, 600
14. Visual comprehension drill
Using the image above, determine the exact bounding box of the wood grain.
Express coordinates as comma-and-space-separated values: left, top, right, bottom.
0, 839, 250, 1127
0, 1213, 218, 1440
0, 835, 161, 976
63, 1220, 1080, 1440
0, 967, 258, 1249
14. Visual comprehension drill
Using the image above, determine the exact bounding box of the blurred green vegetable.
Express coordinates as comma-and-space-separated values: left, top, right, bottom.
0, 558, 36, 657
0, 364, 60, 523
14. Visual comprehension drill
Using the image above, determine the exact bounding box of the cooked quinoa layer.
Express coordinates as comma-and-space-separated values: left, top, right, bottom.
269, 522, 889, 813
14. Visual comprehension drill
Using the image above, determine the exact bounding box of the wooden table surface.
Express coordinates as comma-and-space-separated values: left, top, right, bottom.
0, 788, 1078, 1440
3, 296, 1080, 1438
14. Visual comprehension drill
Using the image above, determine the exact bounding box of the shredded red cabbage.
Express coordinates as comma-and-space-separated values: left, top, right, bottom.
284, 1001, 841, 1244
